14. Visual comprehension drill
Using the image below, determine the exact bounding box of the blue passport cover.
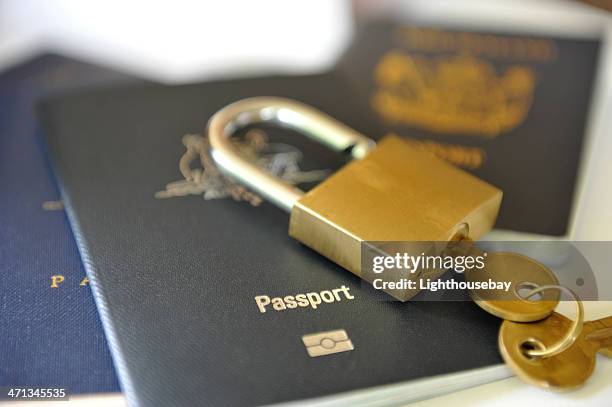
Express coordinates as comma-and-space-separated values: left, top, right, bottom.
0, 54, 139, 393
39, 73, 502, 407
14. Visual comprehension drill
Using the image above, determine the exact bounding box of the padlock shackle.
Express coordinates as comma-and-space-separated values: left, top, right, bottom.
207, 97, 376, 212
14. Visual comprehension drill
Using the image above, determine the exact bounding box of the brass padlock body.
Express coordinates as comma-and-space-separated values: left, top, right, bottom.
289, 135, 502, 300
208, 98, 502, 301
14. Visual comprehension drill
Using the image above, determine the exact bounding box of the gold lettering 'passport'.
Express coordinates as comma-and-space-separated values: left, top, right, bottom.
338, 23, 600, 236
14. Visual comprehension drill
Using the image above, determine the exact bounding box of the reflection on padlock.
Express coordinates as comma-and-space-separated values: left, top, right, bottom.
208, 97, 502, 301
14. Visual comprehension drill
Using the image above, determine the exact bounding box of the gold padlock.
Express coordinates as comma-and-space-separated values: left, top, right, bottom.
208, 97, 502, 301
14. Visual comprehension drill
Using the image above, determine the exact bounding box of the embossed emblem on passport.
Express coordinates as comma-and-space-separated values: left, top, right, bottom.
372, 52, 536, 138
155, 130, 328, 206
301, 329, 354, 357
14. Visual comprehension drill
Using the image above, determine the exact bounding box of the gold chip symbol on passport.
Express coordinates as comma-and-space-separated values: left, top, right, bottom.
302, 330, 354, 357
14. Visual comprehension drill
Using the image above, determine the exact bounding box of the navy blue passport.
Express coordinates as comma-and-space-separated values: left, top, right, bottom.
39, 73, 503, 407
0, 54, 140, 393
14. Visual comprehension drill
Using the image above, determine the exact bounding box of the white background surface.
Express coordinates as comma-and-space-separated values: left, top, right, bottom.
0, 0, 610, 406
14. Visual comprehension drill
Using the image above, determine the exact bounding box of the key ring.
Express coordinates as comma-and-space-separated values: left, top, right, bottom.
518, 283, 584, 358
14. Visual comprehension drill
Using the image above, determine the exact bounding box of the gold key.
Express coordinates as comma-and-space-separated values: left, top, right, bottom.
208, 97, 502, 301
467, 252, 560, 321
446, 239, 560, 322
499, 286, 612, 389
500, 313, 612, 389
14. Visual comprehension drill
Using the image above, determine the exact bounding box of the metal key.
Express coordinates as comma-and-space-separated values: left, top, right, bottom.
499, 312, 612, 389
466, 252, 560, 322
446, 239, 560, 322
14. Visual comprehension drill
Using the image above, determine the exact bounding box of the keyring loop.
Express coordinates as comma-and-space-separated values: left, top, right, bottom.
520, 284, 584, 358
